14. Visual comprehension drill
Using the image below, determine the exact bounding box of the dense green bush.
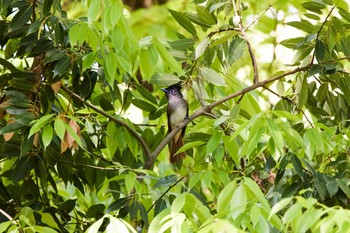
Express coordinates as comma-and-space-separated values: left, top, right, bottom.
1, 0, 350, 232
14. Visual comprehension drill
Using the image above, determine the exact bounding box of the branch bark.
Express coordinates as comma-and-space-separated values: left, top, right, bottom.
61, 85, 152, 161
145, 64, 311, 169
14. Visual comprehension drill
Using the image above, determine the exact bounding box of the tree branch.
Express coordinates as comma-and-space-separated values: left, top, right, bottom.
232, 0, 259, 84
145, 65, 312, 169
310, 5, 336, 64
0, 208, 16, 225
60, 85, 152, 161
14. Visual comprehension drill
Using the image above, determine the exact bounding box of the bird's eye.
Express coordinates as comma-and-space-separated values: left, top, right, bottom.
170, 89, 175, 93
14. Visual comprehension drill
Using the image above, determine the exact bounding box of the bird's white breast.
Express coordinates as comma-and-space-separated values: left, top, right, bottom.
169, 99, 187, 129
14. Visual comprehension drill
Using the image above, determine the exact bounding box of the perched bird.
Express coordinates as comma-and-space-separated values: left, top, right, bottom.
161, 83, 188, 163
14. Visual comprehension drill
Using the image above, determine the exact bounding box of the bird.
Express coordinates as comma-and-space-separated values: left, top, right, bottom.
161, 83, 188, 163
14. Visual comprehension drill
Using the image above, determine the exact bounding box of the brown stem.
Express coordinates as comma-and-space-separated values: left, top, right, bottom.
310, 5, 336, 64
60, 85, 152, 161
146, 65, 312, 169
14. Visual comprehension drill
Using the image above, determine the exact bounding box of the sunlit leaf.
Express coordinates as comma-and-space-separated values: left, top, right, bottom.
200, 67, 226, 86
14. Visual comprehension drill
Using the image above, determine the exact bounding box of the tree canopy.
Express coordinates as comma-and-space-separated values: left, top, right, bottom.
1, 0, 350, 232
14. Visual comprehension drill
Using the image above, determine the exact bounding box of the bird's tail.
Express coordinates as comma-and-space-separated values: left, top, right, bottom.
170, 132, 185, 163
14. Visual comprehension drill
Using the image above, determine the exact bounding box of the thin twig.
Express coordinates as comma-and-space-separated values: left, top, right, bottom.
310, 5, 336, 64
245, 4, 272, 31
0, 208, 16, 225
60, 86, 152, 161
208, 27, 240, 39
263, 86, 314, 127
147, 176, 185, 213
232, 0, 259, 84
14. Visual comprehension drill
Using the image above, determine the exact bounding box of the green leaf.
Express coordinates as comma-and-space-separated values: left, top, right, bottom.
301, 1, 326, 13
111, 27, 124, 52
125, 172, 137, 193
298, 76, 308, 109
291, 154, 304, 178
82, 53, 96, 72
267, 119, 283, 153
43, 0, 53, 16
269, 197, 293, 219
86, 204, 105, 218
168, 9, 197, 37
283, 202, 302, 224
107, 198, 129, 213
337, 75, 350, 105
200, 67, 226, 86
189, 171, 203, 190
29, 114, 55, 137
136, 85, 158, 104
231, 184, 247, 219
87, 0, 100, 23
40, 212, 59, 230
292, 45, 313, 64
315, 172, 327, 199
32, 226, 58, 233
169, 38, 195, 51
59, 199, 76, 213
324, 175, 338, 197
8, 4, 33, 32
217, 181, 236, 213
154, 199, 167, 216
42, 124, 53, 148
12, 157, 31, 182
185, 12, 212, 28
280, 37, 305, 49
131, 99, 157, 112
0, 221, 12, 233
154, 175, 178, 188
206, 131, 222, 155
105, 52, 118, 85
327, 25, 337, 52
153, 39, 183, 74
195, 6, 217, 26
309, 64, 323, 76
116, 55, 132, 74
243, 177, 270, 208
315, 40, 325, 61
228, 37, 246, 64
304, 13, 321, 20
176, 141, 206, 154
195, 37, 210, 59
106, 217, 137, 233
140, 49, 154, 80
86, 216, 105, 233
336, 178, 350, 198
0, 57, 18, 72
287, 20, 316, 34
338, 7, 350, 23
0, 122, 24, 134
53, 56, 70, 77
54, 118, 66, 141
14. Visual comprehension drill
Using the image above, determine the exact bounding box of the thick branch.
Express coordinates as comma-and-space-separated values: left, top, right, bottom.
146, 65, 311, 169
61, 85, 152, 161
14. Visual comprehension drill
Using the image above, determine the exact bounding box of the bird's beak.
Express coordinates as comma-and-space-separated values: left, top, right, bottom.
160, 88, 167, 93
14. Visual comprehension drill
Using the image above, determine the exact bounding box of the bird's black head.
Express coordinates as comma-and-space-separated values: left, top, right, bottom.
161, 83, 183, 99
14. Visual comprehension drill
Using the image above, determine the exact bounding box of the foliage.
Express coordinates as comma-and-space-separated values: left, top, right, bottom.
1, 0, 350, 232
